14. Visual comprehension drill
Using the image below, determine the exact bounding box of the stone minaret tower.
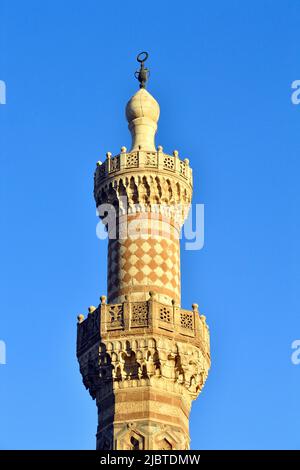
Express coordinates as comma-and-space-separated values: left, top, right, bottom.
77, 53, 210, 450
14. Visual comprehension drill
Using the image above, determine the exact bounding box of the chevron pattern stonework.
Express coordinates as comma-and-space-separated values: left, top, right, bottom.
107, 235, 180, 305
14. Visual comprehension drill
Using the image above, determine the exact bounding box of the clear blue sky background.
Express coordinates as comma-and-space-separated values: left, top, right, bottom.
1, 0, 299, 450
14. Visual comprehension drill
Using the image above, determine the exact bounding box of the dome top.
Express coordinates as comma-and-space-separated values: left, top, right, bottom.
126, 88, 160, 124
125, 88, 160, 152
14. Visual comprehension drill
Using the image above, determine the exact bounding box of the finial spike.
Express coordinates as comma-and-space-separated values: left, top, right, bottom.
134, 51, 150, 89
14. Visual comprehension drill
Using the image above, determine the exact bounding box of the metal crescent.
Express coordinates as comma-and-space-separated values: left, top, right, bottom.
137, 51, 148, 63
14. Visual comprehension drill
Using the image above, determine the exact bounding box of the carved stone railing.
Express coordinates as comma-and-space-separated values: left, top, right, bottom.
94, 148, 193, 187
77, 295, 209, 357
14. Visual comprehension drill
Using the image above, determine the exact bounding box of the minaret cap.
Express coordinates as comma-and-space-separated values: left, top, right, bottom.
125, 52, 160, 152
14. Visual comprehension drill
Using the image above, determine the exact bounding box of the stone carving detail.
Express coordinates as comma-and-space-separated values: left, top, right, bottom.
145, 152, 157, 167
101, 337, 161, 383
95, 173, 191, 217
179, 160, 186, 177
159, 306, 172, 323
110, 155, 120, 172
180, 311, 193, 330
123, 431, 144, 450
108, 304, 124, 329
94, 150, 192, 184
126, 153, 138, 168
131, 302, 148, 327
81, 335, 208, 396
106, 421, 189, 451
163, 155, 175, 170
157, 438, 172, 450
152, 425, 189, 450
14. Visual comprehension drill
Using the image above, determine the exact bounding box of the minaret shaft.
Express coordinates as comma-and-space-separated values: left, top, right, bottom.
107, 213, 181, 305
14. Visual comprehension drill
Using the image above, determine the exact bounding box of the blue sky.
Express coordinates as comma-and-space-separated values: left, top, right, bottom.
1, 0, 300, 450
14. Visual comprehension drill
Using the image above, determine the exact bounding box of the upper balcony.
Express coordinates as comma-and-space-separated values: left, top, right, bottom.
94, 147, 193, 188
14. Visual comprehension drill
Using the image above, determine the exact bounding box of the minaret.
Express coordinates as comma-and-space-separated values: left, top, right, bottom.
77, 53, 210, 450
